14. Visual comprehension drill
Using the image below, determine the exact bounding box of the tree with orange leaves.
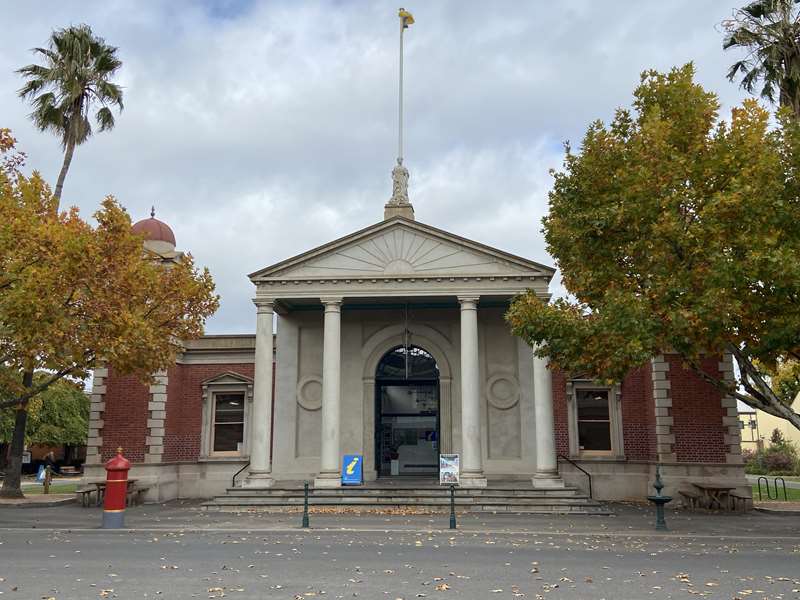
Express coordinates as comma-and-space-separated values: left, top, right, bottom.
0, 130, 218, 497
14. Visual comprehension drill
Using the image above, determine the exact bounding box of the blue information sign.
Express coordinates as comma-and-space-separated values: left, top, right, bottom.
342, 454, 363, 485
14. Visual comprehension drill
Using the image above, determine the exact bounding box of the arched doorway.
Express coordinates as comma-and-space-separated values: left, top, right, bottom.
375, 345, 440, 477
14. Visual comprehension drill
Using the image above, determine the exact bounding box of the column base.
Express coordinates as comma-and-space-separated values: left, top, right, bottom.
313, 473, 342, 488
242, 472, 275, 489
532, 472, 565, 489
459, 473, 488, 488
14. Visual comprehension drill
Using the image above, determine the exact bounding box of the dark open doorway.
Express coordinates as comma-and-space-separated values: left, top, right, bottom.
375, 345, 440, 477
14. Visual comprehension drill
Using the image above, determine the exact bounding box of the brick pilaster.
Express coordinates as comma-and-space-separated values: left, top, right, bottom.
144, 370, 168, 463
85, 367, 107, 465
719, 352, 743, 464
651, 355, 675, 462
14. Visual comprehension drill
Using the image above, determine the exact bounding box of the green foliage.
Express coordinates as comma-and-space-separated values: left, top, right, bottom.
0, 130, 220, 407
17, 24, 123, 148
506, 64, 800, 429
17, 24, 123, 202
771, 428, 787, 446
0, 377, 88, 445
723, 0, 800, 117
744, 431, 800, 475
768, 360, 800, 406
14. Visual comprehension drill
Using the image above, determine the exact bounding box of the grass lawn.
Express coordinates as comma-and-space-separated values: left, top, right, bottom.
751, 484, 800, 502
24, 483, 77, 495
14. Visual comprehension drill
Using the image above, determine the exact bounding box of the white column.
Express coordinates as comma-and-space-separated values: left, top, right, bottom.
244, 298, 275, 487
532, 348, 564, 488
458, 296, 487, 487
314, 297, 343, 488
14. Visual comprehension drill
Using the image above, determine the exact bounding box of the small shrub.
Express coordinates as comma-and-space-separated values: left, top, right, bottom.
770, 428, 787, 446
743, 448, 767, 474
763, 450, 796, 473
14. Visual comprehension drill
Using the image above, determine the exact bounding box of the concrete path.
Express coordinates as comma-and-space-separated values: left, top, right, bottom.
0, 502, 798, 600
1, 500, 798, 538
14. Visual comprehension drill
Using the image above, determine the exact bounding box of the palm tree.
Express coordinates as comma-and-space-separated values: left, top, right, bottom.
723, 0, 800, 118
17, 24, 123, 205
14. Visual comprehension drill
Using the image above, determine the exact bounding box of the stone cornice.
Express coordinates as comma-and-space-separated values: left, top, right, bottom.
255, 274, 550, 301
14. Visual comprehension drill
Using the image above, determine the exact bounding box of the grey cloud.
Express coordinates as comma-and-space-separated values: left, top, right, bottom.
0, 0, 750, 333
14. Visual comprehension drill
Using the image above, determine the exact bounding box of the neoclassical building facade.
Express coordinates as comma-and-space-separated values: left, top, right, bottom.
86, 192, 749, 502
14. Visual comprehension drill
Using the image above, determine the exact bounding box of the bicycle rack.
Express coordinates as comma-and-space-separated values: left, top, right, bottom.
756, 476, 788, 501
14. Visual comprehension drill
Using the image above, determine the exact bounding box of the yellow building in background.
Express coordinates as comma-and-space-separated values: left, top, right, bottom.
739, 396, 800, 450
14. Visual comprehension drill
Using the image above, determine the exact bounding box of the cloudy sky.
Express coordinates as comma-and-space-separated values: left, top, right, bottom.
1, 1, 751, 334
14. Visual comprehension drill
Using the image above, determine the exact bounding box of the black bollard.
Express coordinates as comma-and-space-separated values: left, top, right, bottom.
302, 481, 310, 528
449, 484, 456, 529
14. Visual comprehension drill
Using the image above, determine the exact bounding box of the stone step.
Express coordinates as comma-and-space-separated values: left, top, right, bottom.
206, 479, 607, 515
210, 495, 599, 505
203, 497, 610, 514
223, 487, 584, 498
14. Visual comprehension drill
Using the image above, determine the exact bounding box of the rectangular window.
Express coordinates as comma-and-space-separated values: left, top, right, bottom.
576, 389, 612, 453
212, 392, 245, 454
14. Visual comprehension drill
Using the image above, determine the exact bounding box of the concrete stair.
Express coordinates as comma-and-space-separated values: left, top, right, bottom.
204, 479, 609, 514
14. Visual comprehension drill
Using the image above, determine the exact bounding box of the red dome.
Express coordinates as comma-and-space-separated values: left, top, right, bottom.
131, 209, 175, 245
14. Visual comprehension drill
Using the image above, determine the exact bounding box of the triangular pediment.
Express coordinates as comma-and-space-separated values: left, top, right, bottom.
201, 372, 253, 386
249, 217, 554, 281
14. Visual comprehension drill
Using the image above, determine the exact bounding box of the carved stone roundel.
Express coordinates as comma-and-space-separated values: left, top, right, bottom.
486, 374, 520, 410
297, 376, 323, 411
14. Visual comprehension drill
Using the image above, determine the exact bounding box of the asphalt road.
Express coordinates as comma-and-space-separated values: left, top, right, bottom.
1, 525, 799, 599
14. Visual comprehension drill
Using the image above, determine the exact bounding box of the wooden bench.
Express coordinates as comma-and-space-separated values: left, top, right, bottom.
678, 488, 704, 510
60, 466, 80, 475
76, 486, 99, 507
126, 485, 151, 506
729, 491, 750, 512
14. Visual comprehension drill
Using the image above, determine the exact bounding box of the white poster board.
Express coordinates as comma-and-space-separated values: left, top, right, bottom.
439, 453, 459, 485
21, 451, 31, 465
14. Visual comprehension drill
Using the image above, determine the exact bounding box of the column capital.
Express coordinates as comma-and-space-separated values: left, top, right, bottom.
320, 296, 343, 309
253, 298, 275, 314
457, 295, 480, 308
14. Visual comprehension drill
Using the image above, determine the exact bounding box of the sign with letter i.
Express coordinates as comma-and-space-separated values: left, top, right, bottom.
341, 455, 363, 485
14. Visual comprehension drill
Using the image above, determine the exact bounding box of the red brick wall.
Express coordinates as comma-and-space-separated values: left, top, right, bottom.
553, 366, 656, 460
162, 363, 255, 463
101, 368, 149, 462
668, 355, 726, 463
621, 364, 656, 461
551, 370, 570, 455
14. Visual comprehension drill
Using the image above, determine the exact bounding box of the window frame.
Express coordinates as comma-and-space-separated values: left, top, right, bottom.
567, 380, 624, 460
210, 390, 247, 457
199, 373, 254, 460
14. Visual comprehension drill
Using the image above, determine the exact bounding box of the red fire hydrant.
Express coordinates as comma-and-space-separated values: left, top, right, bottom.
102, 447, 130, 529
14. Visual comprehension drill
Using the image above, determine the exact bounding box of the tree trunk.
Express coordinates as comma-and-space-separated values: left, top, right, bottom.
0, 372, 33, 499
727, 345, 800, 431
53, 139, 76, 207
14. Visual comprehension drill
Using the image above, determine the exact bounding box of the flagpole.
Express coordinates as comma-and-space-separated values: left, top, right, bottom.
398, 13, 404, 165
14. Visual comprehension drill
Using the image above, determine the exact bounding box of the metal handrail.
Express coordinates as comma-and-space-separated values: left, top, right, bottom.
557, 453, 592, 499
231, 460, 250, 489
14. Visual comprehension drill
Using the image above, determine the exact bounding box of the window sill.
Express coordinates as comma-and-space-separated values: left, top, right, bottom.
565, 454, 626, 462
198, 455, 250, 463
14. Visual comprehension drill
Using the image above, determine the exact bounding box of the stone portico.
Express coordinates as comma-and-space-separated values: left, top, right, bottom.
243, 216, 561, 489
